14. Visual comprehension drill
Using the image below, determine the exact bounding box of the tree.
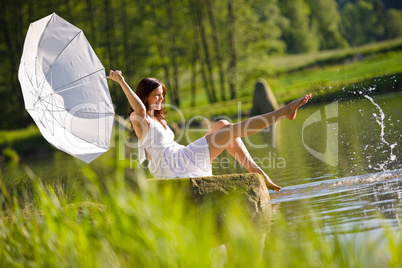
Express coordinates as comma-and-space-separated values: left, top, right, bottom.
0, 0, 31, 129
85, 0, 98, 48
367, 0, 387, 40
384, 9, 402, 39
305, 0, 348, 50
227, 0, 236, 99
236, 0, 287, 56
190, 0, 217, 103
340, 1, 384, 46
165, 0, 181, 107
191, 14, 212, 104
280, 0, 319, 53
205, 0, 226, 101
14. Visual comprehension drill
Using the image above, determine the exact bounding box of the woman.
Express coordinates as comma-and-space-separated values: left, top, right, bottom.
108, 70, 311, 191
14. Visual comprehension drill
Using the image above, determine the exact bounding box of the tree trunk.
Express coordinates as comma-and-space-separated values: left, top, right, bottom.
103, 0, 124, 112
190, 0, 214, 103
2, 0, 27, 126
191, 47, 197, 107
156, 39, 173, 102
28, 0, 35, 22
166, 0, 180, 107
103, 0, 117, 68
205, 0, 226, 101
195, 0, 217, 103
148, 0, 173, 106
227, 0, 236, 99
120, 0, 133, 80
85, 0, 97, 47
64, 0, 74, 23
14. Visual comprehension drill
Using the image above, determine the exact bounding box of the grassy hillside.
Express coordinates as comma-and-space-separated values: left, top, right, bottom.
2, 39, 402, 154
167, 39, 402, 123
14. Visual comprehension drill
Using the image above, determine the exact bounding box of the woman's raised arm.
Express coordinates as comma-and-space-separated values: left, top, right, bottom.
107, 70, 146, 118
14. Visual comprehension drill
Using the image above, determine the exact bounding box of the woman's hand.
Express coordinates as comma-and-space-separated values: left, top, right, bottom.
107, 70, 125, 84
106, 69, 147, 118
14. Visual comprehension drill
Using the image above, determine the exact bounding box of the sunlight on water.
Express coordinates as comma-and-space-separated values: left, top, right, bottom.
270, 169, 402, 234
2, 88, 401, 237
267, 90, 402, 235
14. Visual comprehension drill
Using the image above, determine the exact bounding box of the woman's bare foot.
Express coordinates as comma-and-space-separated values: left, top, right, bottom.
262, 173, 281, 192
285, 93, 312, 120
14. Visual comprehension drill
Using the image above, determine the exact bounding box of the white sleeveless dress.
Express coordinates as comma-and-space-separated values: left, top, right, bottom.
138, 114, 212, 178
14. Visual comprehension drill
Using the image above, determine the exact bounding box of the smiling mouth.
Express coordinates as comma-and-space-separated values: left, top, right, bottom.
153, 102, 162, 108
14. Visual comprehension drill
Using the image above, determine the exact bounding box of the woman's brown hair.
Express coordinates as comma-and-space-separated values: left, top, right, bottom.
128, 77, 167, 121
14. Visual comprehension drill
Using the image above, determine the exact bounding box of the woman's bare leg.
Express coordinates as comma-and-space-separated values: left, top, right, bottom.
205, 94, 311, 190
206, 120, 281, 190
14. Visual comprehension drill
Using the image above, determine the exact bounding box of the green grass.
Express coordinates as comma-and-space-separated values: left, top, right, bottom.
3, 40, 402, 148
168, 49, 402, 123
0, 163, 401, 267
272, 50, 402, 102
270, 37, 402, 73
0, 124, 47, 160
175, 38, 402, 110
0, 124, 40, 146
2, 40, 402, 266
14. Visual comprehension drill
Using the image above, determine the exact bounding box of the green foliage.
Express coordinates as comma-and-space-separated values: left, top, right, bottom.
280, 0, 320, 53
273, 50, 402, 103
1, 148, 20, 162
385, 9, 402, 39
0, 125, 40, 146
340, 1, 384, 46
0, 124, 50, 156
236, 0, 288, 56
306, 0, 348, 50
173, 44, 402, 122
2, 0, 402, 129
270, 37, 402, 73
0, 166, 401, 266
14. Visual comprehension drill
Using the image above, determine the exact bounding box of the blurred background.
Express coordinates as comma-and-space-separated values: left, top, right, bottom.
1, 4, 402, 263
1, 0, 402, 130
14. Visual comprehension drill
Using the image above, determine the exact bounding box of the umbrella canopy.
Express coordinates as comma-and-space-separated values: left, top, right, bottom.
18, 13, 115, 163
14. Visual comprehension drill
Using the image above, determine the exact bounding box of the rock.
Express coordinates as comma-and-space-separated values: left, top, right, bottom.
249, 78, 279, 146
190, 173, 270, 213
250, 78, 279, 116
148, 173, 271, 227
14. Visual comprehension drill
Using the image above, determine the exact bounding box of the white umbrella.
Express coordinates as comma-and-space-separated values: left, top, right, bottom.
18, 13, 115, 163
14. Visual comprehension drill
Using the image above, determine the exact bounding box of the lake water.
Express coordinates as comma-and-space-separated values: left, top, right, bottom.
237, 91, 402, 236
2, 90, 401, 236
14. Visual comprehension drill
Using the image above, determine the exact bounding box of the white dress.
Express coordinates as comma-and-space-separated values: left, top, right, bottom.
138, 114, 212, 178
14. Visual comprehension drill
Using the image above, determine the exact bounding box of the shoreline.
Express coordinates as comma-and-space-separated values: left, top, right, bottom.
166, 72, 402, 124
2, 86, 401, 161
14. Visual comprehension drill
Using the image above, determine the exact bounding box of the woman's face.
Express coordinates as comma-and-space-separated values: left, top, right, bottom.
147, 85, 164, 111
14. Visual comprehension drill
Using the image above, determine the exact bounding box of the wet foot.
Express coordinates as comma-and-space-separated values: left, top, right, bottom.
285, 93, 312, 120
262, 174, 281, 192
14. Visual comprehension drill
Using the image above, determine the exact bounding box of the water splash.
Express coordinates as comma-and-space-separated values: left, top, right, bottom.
271, 169, 402, 202
362, 93, 397, 171
332, 170, 402, 186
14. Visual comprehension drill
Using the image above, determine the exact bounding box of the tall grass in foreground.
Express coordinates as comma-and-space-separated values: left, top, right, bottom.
0, 166, 401, 267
